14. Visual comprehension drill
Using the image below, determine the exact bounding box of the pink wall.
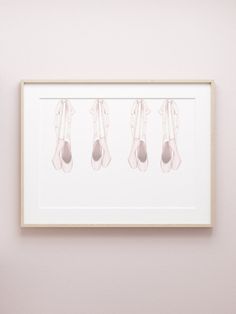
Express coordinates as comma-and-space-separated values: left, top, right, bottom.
0, 0, 236, 313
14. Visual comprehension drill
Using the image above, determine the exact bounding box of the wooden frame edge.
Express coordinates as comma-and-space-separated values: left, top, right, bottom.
210, 80, 215, 228
21, 223, 212, 228
21, 80, 25, 227
21, 79, 214, 84
20, 80, 215, 228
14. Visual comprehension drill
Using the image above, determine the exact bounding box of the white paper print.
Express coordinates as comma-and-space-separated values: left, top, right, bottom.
128, 99, 150, 171
90, 99, 111, 170
52, 99, 75, 172
159, 99, 181, 172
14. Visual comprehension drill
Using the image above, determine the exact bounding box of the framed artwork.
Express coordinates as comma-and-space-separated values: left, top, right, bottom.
21, 80, 215, 227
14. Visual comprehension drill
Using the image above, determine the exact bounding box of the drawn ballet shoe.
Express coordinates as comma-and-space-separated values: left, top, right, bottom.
137, 140, 148, 171
90, 99, 111, 171
61, 141, 73, 172
128, 99, 150, 172
159, 99, 181, 173
52, 99, 75, 173
160, 140, 173, 173
91, 139, 103, 170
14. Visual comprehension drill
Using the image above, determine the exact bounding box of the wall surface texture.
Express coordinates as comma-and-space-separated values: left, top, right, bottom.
0, 0, 235, 313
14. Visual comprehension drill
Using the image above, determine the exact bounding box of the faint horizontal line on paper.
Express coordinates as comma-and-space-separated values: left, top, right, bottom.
39, 206, 196, 211
39, 97, 196, 100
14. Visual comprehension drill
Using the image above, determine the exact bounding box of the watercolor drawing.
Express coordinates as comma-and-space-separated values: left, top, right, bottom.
51, 98, 181, 173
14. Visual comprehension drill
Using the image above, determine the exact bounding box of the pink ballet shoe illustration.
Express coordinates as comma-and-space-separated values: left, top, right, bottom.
52, 99, 75, 173
128, 99, 150, 172
159, 99, 181, 173
90, 99, 111, 170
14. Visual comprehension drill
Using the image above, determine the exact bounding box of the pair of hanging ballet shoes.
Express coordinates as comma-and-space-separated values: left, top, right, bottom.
52, 137, 111, 173
128, 99, 182, 172
128, 137, 181, 173
52, 99, 112, 173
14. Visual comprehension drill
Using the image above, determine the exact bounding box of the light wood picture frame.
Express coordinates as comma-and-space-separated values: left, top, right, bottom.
21, 80, 215, 227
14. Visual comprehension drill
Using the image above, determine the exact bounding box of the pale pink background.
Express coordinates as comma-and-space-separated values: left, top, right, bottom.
0, 0, 235, 313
